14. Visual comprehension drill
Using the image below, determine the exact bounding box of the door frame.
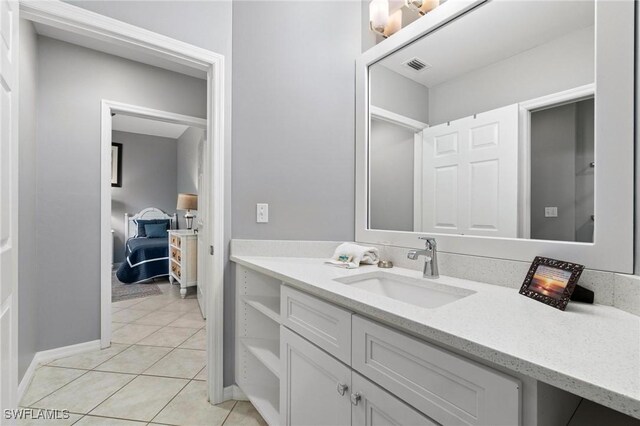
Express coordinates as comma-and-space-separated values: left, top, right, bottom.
100, 101, 207, 343
518, 84, 595, 239
19, 1, 226, 404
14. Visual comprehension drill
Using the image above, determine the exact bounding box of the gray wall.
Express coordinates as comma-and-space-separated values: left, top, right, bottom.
530, 104, 577, 242
370, 65, 429, 123
231, 0, 360, 385
231, 1, 360, 241
35, 36, 206, 352
177, 127, 204, 229
18, 20, 39, 380
66, 0, 237, 383
369, 120, 415, 231
428, 26, 594, 125
111, 131, 178, 263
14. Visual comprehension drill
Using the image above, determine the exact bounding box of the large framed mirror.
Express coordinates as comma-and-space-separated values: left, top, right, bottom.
356, 0, 634, 272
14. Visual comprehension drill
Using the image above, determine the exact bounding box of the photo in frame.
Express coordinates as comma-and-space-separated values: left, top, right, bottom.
111, 142, 122, 187
519, 256, 584, 311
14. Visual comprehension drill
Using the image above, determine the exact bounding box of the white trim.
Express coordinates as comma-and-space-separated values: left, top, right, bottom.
223, 385, 248, 402
518, 84, 596, 240
412, 131, 424, 231
20, 0, 226, 404
18, 340, 101, 404
356, 0, 634, 273
370, 105, 428, 131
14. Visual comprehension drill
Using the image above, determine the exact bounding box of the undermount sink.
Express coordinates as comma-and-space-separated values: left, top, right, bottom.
334, 271, 475, 309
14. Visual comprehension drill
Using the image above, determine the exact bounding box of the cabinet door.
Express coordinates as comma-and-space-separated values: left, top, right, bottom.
351, 372, 439, 426
281, 326, 351, 426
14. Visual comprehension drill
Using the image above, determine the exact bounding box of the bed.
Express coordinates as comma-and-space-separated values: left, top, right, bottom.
115, 207, 177, 284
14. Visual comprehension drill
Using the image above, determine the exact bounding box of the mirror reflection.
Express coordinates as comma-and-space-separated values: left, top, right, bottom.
368, 0, 595, 243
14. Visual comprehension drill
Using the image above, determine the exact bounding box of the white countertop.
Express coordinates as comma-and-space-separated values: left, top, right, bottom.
231, 255, 640, 419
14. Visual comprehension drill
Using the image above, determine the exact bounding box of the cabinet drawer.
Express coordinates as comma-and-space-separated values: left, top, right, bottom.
352, 372, 438, 426
281, 286, 352, 364
170, 234, 180, 247
352, 316, 520, 426
170, 260, 181, 279
170, 248, 181, 263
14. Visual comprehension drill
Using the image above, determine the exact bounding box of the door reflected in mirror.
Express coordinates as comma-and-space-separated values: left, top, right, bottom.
368, 0, 595, 243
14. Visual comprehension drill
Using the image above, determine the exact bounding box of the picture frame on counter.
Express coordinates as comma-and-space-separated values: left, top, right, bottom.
519, 256, 584, 311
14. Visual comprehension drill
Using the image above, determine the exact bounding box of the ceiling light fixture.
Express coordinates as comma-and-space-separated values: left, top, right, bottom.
405, 0, 440, 16
369, 0, 403, 38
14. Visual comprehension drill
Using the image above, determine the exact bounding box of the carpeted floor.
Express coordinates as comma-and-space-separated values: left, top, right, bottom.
111, 272, 166, 302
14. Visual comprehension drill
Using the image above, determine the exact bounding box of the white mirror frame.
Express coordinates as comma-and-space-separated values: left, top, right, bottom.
356, 0, 635, 273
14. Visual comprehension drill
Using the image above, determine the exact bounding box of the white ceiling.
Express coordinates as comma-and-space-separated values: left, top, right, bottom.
377, 0, 594, 88
112, 114, 189, 139
33, 23, 206, 80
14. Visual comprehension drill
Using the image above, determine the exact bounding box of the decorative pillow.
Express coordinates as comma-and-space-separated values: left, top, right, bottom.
144, 223, 168, 238
134, 219, 171, 237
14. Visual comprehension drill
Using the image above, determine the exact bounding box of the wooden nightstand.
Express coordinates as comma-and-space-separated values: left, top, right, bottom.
168, 230, 197, 298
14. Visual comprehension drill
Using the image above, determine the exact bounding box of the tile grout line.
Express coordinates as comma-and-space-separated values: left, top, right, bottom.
220, 400, 240, 425
24, 287, 205, 422
148, 378, 193, 424
22, 368, 92, 409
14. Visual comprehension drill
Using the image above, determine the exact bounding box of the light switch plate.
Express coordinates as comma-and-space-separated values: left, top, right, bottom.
545, 207, 558, 218
257, 203, 269, 223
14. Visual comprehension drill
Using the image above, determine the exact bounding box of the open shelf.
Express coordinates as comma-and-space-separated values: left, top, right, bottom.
236, 264, 282, 425
240, 382, 279, 426
243, 295, 281, 324
241, 337, 280, 379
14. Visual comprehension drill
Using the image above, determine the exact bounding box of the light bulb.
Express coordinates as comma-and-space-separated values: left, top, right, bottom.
369, 0, 389, 33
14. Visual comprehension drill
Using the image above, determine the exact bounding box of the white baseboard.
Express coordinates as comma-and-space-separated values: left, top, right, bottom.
223, 384, 247, 401
17, 340, 101, 404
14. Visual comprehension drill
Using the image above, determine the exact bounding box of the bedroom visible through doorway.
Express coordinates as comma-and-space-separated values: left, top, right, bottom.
103, 104, 208, 353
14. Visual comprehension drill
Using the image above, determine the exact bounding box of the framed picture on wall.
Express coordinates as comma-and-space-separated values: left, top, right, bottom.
519, 256, 584, 311
111, 142, 122, 187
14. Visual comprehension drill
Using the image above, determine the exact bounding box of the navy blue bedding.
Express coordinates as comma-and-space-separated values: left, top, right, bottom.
116, 237, 168, 284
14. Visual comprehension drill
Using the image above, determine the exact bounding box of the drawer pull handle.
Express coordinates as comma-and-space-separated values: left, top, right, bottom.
350, 393, 361, 406
336, 383, 348, 396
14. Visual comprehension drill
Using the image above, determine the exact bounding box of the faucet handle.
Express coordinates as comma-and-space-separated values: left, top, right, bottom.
418, 236, 436, 249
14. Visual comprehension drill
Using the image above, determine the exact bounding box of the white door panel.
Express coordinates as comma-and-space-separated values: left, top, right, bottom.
419, 104, 518, 237
280, 326, 351, 426
196, 134, 206, 318
0, 0, 19, 414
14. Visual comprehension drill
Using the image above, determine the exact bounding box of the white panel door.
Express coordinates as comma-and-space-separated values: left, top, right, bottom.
420, 104, 518, 237
196, 133, 206, 318
0, 0, 19, 414
280, 326, 351, 426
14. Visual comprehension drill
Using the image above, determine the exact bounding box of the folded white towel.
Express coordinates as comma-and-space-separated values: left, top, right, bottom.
326, 243, 380, 269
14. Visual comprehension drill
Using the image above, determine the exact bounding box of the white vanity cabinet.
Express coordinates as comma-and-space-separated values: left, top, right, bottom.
235, 264, 522, 426
280, 327, 352, 426
351, 372, 439, 426
279, 286, 520, 426
281, 326, 437, 426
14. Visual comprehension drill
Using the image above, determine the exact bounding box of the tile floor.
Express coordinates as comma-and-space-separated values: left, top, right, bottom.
19, 281, 266, 426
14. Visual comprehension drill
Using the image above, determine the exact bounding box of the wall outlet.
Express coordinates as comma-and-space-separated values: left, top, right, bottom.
256, 203, 269, 223
544, 207, 558, 218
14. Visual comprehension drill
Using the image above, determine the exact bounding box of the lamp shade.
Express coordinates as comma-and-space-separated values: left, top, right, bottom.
177, 193, 198, 210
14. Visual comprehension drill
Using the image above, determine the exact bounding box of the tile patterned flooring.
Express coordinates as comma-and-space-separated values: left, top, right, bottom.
20, 282, 266, 426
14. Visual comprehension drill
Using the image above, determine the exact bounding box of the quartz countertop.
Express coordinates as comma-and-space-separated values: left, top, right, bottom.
231, 255, 640, 419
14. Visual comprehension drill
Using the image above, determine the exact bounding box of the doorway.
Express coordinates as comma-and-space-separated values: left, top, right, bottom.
18, 1, 226, 405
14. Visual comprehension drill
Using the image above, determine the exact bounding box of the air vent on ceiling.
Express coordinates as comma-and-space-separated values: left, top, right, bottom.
403, 57, 431, 72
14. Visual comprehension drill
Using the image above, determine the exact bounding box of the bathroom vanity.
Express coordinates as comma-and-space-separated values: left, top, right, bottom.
232, 0, 640, 424
232, 253, 639, 425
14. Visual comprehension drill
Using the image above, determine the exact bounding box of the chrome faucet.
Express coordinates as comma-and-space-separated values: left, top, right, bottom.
407, 237, 439, 279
